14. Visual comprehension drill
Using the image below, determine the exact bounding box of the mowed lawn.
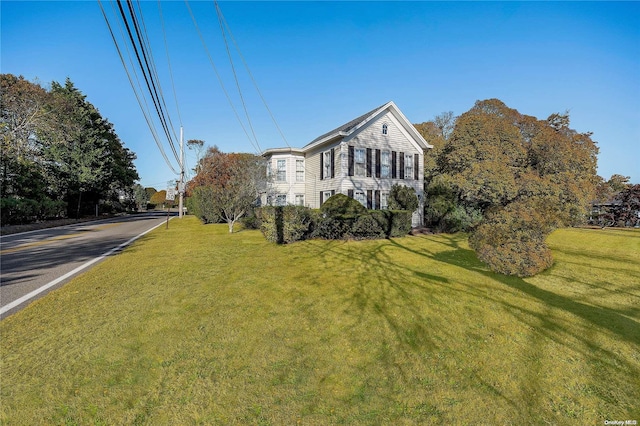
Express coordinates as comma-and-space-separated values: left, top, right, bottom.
1, 217, 638, 425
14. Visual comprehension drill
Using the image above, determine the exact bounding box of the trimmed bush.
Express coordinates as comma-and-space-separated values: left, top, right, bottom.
321, 193, 366, 217
388, 210, 413, 237
311, 216, 351, 240
188, 187, 220, 224
368, 209, 413, 238
282, 206, 314, 243
259, 206, 314, 244
349, 214, 385, 239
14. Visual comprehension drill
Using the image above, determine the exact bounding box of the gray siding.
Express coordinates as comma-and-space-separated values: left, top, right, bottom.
341, 111, 423, 198
305, 143, 342, 208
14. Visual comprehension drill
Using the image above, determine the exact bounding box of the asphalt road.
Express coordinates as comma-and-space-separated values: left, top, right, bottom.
0, 213, 171, 319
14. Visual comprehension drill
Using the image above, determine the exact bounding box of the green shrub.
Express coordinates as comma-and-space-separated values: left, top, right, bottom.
367, 210, 413, 238
258, 206, 279, 243
189, 187, 220, 224
388, 210, 413, 237
389, 185, 419, 211
0, 196, 66, 225
311, 217, 351, 240
321, 193, 366, 217
469, 199, 558, 277
282, 206, 314, 243
259, 206, 314, 244
440, 205, 483, 233
241, 213, 260, 230
349, 214, 385, 239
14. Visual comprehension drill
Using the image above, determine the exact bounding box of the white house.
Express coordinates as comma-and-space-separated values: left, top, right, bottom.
262, 101, 432, 226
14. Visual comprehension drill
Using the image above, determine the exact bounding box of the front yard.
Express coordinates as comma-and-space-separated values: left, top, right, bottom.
1, 217, 638, 424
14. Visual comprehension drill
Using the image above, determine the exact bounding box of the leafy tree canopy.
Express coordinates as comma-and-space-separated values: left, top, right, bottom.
1, 74, 138, 222
187, 147, 266, 232
420, 98, 600, 275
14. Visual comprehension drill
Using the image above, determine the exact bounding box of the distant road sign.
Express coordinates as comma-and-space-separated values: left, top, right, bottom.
166, 188, 176, 201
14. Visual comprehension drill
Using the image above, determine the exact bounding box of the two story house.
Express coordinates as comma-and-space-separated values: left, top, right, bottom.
262, 101, 432, 226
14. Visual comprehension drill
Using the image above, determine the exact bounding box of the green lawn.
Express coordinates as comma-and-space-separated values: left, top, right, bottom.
1, 217, 638, 425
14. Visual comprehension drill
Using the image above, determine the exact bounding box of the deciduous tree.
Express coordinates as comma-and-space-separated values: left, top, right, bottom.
421, 99, 599, 276
188, 147, 266, 232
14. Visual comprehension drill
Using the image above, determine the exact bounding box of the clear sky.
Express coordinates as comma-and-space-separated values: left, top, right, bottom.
2, 1, 639, 188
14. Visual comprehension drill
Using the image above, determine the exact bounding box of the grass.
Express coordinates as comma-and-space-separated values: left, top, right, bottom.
1, 217, 638, 424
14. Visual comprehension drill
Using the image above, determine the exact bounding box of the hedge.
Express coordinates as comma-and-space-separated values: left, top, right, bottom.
258, 205, 413, 244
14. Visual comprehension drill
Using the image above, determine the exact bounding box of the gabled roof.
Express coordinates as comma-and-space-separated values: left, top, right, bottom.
304, 102, 389, 148
263, 101, 431, 156
302, 101, 432, 152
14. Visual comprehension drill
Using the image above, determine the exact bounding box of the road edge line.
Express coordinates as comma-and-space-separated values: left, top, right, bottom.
0, 218, 170, 316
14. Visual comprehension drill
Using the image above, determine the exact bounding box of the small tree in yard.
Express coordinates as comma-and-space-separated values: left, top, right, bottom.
187, 147, 266, 233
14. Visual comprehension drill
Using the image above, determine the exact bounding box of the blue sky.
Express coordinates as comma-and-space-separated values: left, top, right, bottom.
2, 1, 639, 188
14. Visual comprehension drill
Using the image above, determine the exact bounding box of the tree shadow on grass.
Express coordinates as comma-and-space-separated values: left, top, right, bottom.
390, 237, 640, 347
390, 235, 640, 417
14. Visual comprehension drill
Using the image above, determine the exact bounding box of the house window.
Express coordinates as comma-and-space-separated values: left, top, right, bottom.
381, 150, 390, 178
382, 124, 388, 135
323, 151, 332, 180
296, 159, 304, 182
355, 148, 366, 177
275, 194, 287, 206
354, 190, 366, 207
266, 161, 272, 178
295, 194, 305, 206
404, 153, 413, 180
381, 192, 389, 210
276, 159, 286, 182
322, 190, 333, 204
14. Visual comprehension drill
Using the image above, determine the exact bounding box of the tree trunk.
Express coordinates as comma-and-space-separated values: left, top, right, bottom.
76, 191, 82, 219
228, 220, 234, 233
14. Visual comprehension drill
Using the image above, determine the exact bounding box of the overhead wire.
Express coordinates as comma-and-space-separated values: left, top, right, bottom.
214, 1, 321, 194
134, 0, 181, 144
213, 0, 261, 153
184, 0, 262, 155
98, 0, 179, 174
216, 2, 291, 149
157, 0, 183, 127
117, 0, 181, 164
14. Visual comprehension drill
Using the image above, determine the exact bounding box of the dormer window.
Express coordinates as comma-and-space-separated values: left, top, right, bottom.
382, 124, 388, 135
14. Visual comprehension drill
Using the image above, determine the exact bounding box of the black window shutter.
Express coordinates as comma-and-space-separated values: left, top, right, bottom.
331, 190, 335, 196
399, 152, 405, 179
367, 190, 372, 209
320, 191, 323, 205
320, 152, 324, 180
392, 151, 397, 179
331, 148, 335, 178
375, 190, 380, 210
366, 148, 372, 177
348, 146, 354, 176
414, 154, 419, 180
348, 189, 354, 199
375, 149, 381, 178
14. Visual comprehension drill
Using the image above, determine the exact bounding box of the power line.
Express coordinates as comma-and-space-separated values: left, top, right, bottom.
134, 0, 181, 145
184, 0, 262, 155
118, 0, 181, 164
216, 2, 291, 149
98, 0, 179, 174
157, 0, 183, 127
214, 0, 261, 153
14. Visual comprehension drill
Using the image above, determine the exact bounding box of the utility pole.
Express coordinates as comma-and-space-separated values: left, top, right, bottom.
178, 126, 184, 218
